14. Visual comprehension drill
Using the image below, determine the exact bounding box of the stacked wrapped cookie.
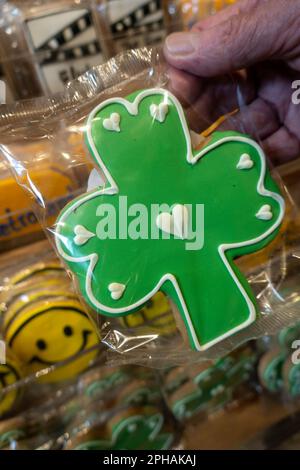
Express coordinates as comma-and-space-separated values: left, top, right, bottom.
0, 246, 179, 450
163, 346, 257, 422
64, 365, 177, 450
0, 260, 100, 389
258, 322, 300, 399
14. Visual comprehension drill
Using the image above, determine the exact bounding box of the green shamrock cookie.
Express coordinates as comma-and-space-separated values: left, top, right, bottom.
218, 351, 256, 387
283, 357, 300, 398
171, 385, 206, 420
75, 413, 173, 450
258, 348, 286, 393
85, 370, 129, 398
55, 88, 285, 351
278, 322, 300, 349
171, 375, 230, 420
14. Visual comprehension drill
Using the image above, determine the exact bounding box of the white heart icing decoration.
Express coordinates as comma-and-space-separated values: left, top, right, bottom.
156, 204, 189, 240
237, 153, 254, 170
190, 130, 205, 150
256, 204, 273, 221
150, 103, 169, 123
103, 113, 120, 132
128, 423, 137, 432
109, 282, 126, 300
87, 168, 104, 192
74, 225, 95, 246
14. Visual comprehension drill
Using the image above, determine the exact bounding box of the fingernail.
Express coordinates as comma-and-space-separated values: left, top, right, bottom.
165, 33, 195, 56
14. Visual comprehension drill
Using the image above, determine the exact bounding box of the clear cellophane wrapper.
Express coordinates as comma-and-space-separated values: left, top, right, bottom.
0, 360, 179, 451
0, 46, 300, 369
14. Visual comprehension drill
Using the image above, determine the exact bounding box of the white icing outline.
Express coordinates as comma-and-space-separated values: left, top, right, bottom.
55, 88, 285, 352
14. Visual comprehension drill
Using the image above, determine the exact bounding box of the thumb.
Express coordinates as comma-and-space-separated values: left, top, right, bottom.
164, 0, 300, 76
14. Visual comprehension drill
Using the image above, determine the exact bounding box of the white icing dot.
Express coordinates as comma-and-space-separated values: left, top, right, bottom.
128, 423, 137, 432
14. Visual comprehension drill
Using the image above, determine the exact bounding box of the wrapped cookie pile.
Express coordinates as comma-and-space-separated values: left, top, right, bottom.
0, 243, 101, 386
0, 241, 180, 450
0, 242, 99, 423
61, 364, 178, 451
258, 320, 300, 399
162, 345, 257, 422
0, 46, 299, 368
0, 361, 179, 450
1, 244, 300, 450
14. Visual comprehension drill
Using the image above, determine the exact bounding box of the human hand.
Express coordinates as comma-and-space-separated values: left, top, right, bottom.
164, 0, 300, 164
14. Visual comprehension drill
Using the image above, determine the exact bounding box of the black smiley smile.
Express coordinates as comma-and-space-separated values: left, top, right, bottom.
0, 364, 20, 389
29, 329, 92, 366
0, 372, 10, 388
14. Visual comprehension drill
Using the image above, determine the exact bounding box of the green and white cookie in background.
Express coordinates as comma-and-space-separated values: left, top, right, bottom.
278, 322, 300, 350
258, 348, 286, 393
283, 357, 300, 398
83, 367, 130, 399
75, 409, 174, 450
168, 347, 257, 421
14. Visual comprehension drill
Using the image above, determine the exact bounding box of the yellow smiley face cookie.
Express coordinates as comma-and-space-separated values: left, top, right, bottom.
4, 298, 99, 383
0, 352, 23, 418
1, 261, 69, 318
6, 261, 65, 286
3, 288, 77, 333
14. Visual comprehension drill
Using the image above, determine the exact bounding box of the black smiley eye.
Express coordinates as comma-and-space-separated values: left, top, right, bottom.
63, 326, 73, 337
36, 339, 47, 351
